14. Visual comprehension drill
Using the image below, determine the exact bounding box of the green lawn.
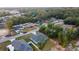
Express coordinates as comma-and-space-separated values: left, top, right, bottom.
16, 34, 32, 42
22, 27, 35, 32
42, 39, 55, 51
0, 40, 11, 51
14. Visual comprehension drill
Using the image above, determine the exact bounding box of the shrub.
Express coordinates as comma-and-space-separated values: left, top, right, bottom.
64, 17, 75, 25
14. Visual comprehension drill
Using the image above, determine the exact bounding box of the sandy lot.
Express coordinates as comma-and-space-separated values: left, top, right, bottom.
0, 29, 9, 36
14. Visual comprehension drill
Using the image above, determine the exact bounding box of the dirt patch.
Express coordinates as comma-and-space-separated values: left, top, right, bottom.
42, 38, 65, 51
0, 29, 9, 36
50, 39, 65, 51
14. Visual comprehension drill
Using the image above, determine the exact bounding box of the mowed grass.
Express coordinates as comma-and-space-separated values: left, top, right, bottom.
0, 41, 11, 51
22, 27, 35, 32
16, 34, 32, 42
42, 39, 55, 51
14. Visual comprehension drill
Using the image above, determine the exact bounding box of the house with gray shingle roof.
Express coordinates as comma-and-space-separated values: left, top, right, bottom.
7, 40, 33, 51
7, 31, 48, 51
30, 32, 48, 49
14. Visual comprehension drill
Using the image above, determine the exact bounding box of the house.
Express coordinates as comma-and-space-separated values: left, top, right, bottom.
13, 25, 23, 30
63, 25, 75, 30
15, 30, 20, 34
30, 32, 48, 49
9, 10, 20, 14
13, 25, 23, 34
50, 17, 57, 22
52, 20, 64, 26
7, 40, 33, 51
25, 23, 35, 28
42, 23, 48, 27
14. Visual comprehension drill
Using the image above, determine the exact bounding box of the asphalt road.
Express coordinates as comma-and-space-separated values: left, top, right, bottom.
0, 28, 39, 43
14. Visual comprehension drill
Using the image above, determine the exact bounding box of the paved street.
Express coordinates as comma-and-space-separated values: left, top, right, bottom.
0, 28, 39, 43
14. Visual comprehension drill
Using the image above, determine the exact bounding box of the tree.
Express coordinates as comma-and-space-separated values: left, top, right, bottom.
47, 22, 53, 29
5, 20, 13, 30
75, 17, 79, 26
39, 25, 46, 33
58, 30, 68, 47
64, 17, 75, 25
76, 27, 79, 37
67, 28, 77, 41
58, 27, 77, 47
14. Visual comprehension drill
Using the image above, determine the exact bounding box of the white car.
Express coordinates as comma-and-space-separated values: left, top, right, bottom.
20, 32, 23, 34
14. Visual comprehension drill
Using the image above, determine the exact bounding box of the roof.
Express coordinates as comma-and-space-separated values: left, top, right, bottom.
63, 25, 74, 29
10, 38, 15, 42
30, 32, 48, 44
12, 40, 33, 51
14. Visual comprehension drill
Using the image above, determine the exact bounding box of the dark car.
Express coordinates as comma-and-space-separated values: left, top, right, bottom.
5, 35, 11, 37
23, 32, 27, 34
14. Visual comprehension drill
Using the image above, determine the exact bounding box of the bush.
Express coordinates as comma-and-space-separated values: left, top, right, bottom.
40, 22, 63, 38
64, 17, 76, 25
75, 17, 79, 26
76, 27, 79, 37
64, 17, 79, 26
39, 25, 47, 33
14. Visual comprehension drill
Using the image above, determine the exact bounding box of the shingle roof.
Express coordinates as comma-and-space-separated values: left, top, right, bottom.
12, 40, 33, 51
30, 32, 48, 44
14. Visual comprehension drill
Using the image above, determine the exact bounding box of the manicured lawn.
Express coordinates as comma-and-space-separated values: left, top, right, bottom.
42, 39, 55, 51
22, 27, 36, 32
16, 34, 32, 42
0, 40, 11, 51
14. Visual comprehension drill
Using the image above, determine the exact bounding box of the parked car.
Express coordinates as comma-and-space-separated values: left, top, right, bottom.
23, 32, 27, 34
5, 35, 11, 37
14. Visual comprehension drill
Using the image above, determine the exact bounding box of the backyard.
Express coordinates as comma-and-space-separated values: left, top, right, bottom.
42, 38, 65, 51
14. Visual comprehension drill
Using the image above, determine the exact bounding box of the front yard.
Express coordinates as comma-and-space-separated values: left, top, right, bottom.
16, 34, 32, 42
22, 27, 37, 33
0, 40, 11, 51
